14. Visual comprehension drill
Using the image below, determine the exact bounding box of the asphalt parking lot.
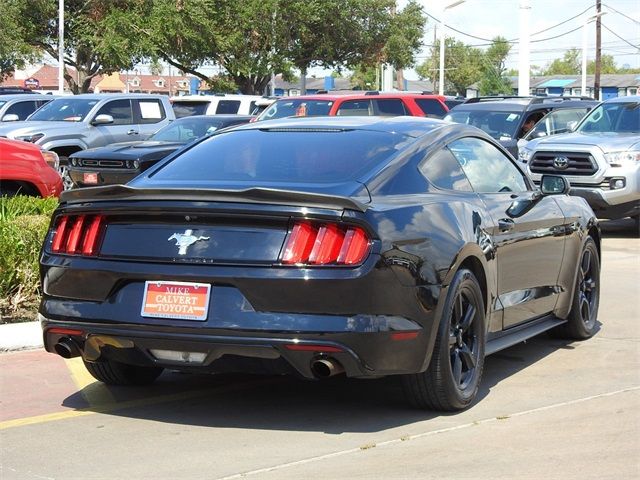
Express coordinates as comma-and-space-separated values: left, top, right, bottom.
1, 219, 638, 480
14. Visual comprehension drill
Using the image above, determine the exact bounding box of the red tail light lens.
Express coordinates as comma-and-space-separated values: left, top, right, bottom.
281, 221, 371, 266
51, 214, 105, 256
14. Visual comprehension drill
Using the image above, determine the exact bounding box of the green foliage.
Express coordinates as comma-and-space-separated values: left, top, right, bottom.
0, 196, 57, 318
417, 38, 483, 95
587, 54, 618, 74
544, 48, 581, 75
478, 36, 513, 95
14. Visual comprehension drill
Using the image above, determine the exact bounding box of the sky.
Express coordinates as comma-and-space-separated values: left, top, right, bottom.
399, 0, 640, 80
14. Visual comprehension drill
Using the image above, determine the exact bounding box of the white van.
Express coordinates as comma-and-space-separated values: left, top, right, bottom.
171, 94, 264, 117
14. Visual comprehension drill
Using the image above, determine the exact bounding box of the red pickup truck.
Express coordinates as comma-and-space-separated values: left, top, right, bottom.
0, 138, 63, 197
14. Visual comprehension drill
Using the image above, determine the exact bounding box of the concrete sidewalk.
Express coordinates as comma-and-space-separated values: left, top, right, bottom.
0, 320, 43, 352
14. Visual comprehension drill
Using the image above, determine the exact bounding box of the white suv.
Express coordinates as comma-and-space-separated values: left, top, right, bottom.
520, 95, 639, 220
171, 94, 263, 117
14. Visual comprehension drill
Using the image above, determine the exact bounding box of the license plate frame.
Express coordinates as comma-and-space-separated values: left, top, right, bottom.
83, 172, 98, 184
141, 281, 211, 321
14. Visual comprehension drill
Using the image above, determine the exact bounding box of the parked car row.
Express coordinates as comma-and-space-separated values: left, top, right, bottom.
1, 91, 637, 226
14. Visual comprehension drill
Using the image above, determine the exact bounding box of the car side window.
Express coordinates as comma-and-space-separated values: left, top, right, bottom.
5, 100, 38, 120
216, 100, 241, 114
336, 100, 372, 116
135, 99, 166, 124
374, 99, 408, 116
420, 147, 473, 191
415, 99, 447, 118
448, 137, 528, 193
95, 99, 134, 125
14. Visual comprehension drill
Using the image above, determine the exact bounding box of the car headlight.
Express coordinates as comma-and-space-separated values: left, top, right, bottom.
15, 133, 45, 143
41, 150, 59, 170
518, 146, 533, 163
604, 150, 640, 166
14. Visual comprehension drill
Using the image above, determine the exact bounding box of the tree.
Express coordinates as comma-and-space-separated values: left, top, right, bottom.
416, 38, 483, 95
543, 48, 581, 75
587, 54, 618, 74
0, 0, 148, 93
478, 36, 512, 95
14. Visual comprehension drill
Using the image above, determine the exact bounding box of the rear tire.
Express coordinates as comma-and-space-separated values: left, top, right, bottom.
83, 359, 163, 386
557, 237, 600, 339
402, 269, 486, 411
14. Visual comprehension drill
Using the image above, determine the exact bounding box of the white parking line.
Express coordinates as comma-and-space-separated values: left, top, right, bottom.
215, 385, 640, 480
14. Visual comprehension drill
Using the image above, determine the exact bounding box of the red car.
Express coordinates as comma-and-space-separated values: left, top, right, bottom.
0, 138, 63, 197
256, 92, 452, 121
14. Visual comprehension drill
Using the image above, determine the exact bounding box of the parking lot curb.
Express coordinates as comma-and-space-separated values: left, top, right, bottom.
0, 321, 43, 352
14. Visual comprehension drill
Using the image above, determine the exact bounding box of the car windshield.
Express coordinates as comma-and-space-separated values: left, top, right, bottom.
577, 101, 639, 133
150, 128, 411, 184
151, 118, 230, 143
445, 110, 522, 140
29, 98, 98, 122
258, 99, 333, 121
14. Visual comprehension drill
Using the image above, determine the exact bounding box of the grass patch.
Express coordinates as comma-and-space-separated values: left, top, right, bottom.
0, 195, 58, 323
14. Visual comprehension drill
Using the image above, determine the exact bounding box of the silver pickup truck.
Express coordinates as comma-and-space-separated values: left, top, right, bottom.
0, 94, 175, 189
519, 95, 639, 221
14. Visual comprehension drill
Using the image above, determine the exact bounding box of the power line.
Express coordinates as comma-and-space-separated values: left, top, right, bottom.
601, 23, 640, 48
603, 2, 640, 25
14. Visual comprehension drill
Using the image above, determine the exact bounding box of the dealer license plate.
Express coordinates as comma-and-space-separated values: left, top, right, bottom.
83, 172, 98, 184
141, 281, 211, 321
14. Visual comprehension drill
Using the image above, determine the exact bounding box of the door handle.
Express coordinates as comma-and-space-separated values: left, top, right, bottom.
498, 218, 515, 232
127, 129, 139, 135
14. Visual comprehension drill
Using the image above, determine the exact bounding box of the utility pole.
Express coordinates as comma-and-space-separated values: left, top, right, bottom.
594, 0, 602, 100
518, 0, 531, 96
58, 0, 64, 94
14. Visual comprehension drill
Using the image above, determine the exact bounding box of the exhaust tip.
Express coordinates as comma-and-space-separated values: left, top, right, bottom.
54, 338, 80, 359
311, 358, 344, 378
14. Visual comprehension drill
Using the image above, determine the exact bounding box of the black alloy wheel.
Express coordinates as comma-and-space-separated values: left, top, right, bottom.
402, 268, 485, 411
449, 288, 481, 391
560, 237, 600, 339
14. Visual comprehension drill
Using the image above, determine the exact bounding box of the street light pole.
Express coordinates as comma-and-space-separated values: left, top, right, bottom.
438, 0, 465, 96
58, 0, 64, 94
581, 11, 606, 97
517, 0, 531, 96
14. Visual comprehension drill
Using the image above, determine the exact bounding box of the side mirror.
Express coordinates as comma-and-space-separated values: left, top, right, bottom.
534, 131, 547, 138
540, 175, 570, 195
91, 114, 114, 125
2, 114, 19, 122
566, 120, 578, 132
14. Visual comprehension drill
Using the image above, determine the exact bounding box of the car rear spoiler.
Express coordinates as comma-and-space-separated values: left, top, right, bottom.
59, 185, 369, 212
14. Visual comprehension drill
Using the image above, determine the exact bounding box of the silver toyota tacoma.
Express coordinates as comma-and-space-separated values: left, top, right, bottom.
0, 94, 175, 189
519, 95, 639, 221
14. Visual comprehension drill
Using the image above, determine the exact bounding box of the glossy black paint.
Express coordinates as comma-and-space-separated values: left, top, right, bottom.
40, 116, 599, 380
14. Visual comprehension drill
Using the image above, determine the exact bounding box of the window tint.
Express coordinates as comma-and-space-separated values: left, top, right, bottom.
216, 100, 241, 114
151, 118, 229, 142
416, 99, 447, 118
375, 99, 407, 116
151, 129, 412, 184
578, 102, 639, 133
95, 99, 133, 125
445, 110, 523, 140
136, 99, 165, 124
172, 101, 208, 118
5, 101, 38, 120
336, 100, 372, 116
420, 148, 473, 191
448, 137, 528, 193
525, 108, 591, 140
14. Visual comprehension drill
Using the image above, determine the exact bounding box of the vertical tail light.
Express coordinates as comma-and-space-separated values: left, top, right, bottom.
281, 221, 371, 266
51, 214, 105, 256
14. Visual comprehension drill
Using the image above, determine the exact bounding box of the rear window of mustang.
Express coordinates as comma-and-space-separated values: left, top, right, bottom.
149, 128, 412, 183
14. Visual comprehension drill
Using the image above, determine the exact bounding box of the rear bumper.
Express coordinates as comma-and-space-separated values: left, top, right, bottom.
41, 315, 432, 379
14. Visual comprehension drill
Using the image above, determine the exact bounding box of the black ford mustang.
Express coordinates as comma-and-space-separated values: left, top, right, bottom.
39, 116, 600, 411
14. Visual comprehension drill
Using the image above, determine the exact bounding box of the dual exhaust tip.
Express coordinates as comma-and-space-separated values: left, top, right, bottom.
54, 337, 81, 359
310, 358, 344, 378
